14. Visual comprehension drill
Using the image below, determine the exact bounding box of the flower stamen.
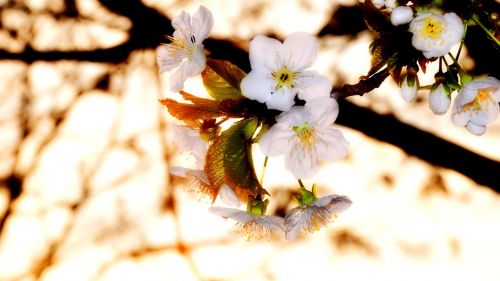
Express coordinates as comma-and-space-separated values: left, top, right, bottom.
421, 17, 443, 39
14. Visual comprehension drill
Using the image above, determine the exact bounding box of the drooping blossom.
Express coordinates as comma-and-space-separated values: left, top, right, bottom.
258, 97, 349, 179
209, 198, 284, 240
409, 11, 464, 59
391, 6, 413, 26
240, 32, 332, 111
285, 186, 352, 240
157, 6, 214, 92
452, 77, 500, 135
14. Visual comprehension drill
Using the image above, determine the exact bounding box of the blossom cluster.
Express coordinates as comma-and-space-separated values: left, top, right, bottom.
157, 2, 499, 240
157, 6, 351, 240
360, 0, 500, 135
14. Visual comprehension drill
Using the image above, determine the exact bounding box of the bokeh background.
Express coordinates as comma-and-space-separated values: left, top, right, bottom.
1, 0, 499, 280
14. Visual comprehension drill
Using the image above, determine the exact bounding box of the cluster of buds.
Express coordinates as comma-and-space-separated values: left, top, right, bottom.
358, 0, 500, 135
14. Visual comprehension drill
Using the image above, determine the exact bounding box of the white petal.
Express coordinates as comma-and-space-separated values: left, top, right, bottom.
157, 44, 183, 73
451, 110, 470, 127
208, 207, 253, 223
191, 6, 213, 42
169, 48, 206, 92
315, 128, 350, 162
469, 102, 499, 125
248, 35, 282, 71
284, 207, 306, 240
391, 6, 413, 26
429, 85, 451, 115
443, 12, 464, 44
240, 70, 274, 104
170, 124, 207, 166
285, 143, 319, 179
256, 216, 285, 231
466, 122, 486, 135
258, 124, 295, 157
327, 196, 352, 213
296, 72, 332, 102
218, 185, 241, 207
305, 97, 339, 126
169, 166, 208, 184
265, 87, 296, 111
275, 106, 310, 127
282, 32, 318, 71
172, 11, 192, 38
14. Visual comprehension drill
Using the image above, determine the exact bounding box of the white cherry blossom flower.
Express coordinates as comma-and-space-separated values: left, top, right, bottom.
240, 32, 332, 111
391, 6, 413, 26
157, 6, 214, 92
209, 205, 284, 240
258, 97, 349, 179
285, 187, 352, 240
409, 11, 464, 59
452, 77, 500, 135
429, 83, 451, 115
170, 166, 241, 206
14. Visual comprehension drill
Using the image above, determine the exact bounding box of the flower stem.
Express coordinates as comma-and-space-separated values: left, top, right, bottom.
297, 179, 305, 188
456, 22, 467, 59
259, 156, 268, 186
471, 14, 500, 47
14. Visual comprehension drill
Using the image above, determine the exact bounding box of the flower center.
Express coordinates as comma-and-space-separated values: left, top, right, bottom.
167, 35, 197, 59
272, 67, 297, 91
462, 87, 497, 113
292, 123, 316, 147
421, 17, 443, 39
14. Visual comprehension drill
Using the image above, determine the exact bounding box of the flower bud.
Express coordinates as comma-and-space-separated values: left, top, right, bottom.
391, 6, 413, 26
429, 83, 451, 115
400, 70, 419, 103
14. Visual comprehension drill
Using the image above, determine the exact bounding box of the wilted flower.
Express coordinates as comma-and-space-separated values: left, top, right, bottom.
285, 186, 352, 240
409, 11, 464, 59
209, 197, 284, 240
391, 6, 413, 26
258, 97, 349, 179
429, 82, 451, 115
452, 77, 500, 135
157, 6, 214, 92
400, 70, 419, 103
240, 32, 332, 111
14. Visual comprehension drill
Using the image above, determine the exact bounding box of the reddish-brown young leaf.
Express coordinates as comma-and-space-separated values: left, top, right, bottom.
159, 98, 224, 123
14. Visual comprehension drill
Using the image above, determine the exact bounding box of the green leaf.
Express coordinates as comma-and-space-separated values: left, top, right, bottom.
205, 118, 262, 202
202, 58, 246, 101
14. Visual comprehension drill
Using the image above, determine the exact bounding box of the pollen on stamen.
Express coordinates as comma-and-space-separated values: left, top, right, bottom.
230, 221, 277, 241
